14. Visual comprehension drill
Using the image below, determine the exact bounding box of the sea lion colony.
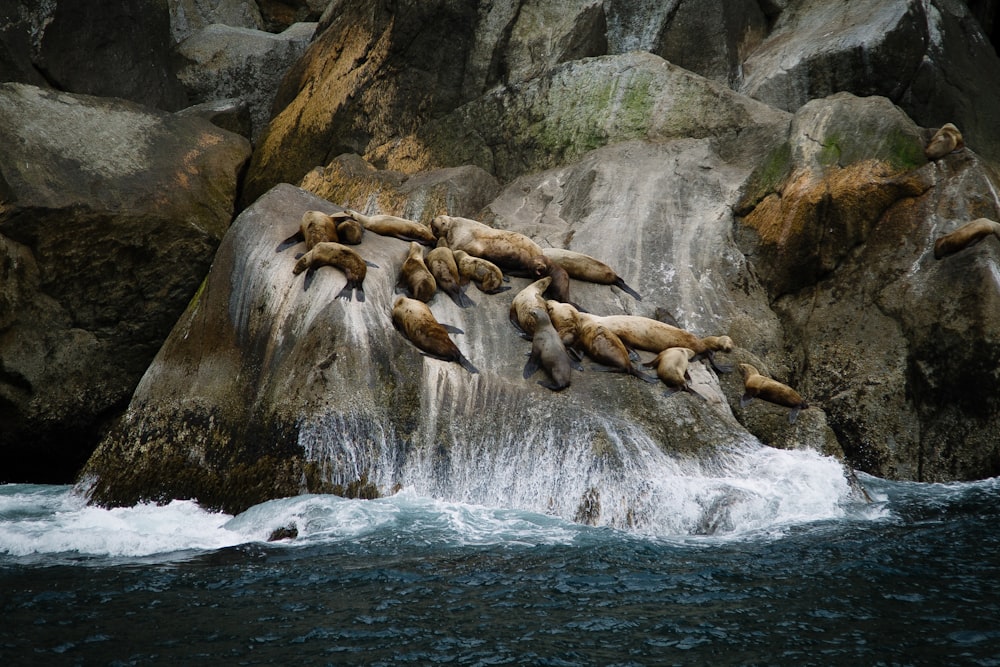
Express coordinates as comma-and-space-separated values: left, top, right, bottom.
273, 207, 797, 419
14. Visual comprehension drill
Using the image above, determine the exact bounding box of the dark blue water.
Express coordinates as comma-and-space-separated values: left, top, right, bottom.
2, 475, 999, 666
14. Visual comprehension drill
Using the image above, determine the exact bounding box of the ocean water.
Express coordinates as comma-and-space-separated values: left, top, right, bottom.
1, 450, 999, 666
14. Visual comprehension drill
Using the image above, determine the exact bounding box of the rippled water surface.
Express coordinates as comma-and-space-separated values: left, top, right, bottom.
2, 473, 999, 666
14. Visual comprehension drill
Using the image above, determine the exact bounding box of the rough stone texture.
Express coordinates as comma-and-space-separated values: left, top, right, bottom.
175, 97, 254, 139
0, 83, 251, 483
299, 154, 501, 224
167, 0, 265, 43
33, 0, 188, 110
736, 92, 1000, 481
175, 22, 316, 142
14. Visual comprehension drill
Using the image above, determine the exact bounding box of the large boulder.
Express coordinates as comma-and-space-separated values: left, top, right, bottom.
0, 83, 251, 483
175, 22, 316, 142
167, 0, 265, 43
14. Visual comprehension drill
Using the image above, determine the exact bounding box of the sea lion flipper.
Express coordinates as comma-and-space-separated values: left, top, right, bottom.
456, 289, 476, 309
538, 379, 569, 392
523, 350, 541, 379
662, 386, 679, 398
788, 406, 802, 424
355, 285, 366, 303
365, 261, 380, 268
685, 386, 707, 402
458, 355, 479, 374
614, 277, 642, 301
335, 285, 353, 301
569, 356, 584, 372
303, 269, 316, 291
633, 368, 659, 384
740, 393, 754, 407
276, 231, 303, 252
627, 347, 640, 363
294, 252, 305, 260
441, 323, 465, 335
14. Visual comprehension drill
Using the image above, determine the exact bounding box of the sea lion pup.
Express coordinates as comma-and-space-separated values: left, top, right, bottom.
431, 214, 545, 275
541, 248, 642, 300
391, 295, 478, 373
523, 307, 582, 391
924, 122, 964, 160
509, 277, 552, 339
346, 209, 436, 246
594, 315, 734, 373
643, 347, 703, 399
574, 312, 658, 383
292, 241, 378, 300
933, 218, 1000, 259
452, 249, 510, 294
396, 241, 437, 302
426, 244, 475, 308
738, 363, 808, 424
276, 210, 344, 252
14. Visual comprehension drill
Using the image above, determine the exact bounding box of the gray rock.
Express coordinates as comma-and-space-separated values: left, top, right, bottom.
0, 83, 251, 483
167, 0, 265, 43
175, 22, 316, 142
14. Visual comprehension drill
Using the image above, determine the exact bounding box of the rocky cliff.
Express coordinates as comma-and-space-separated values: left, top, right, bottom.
3, 0, 999, 514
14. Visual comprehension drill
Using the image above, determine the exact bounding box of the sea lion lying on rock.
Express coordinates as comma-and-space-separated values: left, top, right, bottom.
276, 210, 349, 252
643, 347, 703, 399
432, 214, 544, 275
509, 277, 552, 339
391, 296, 478, 373
347, 210, 436, 245
541, 248, 641, 300
396, 241, 437, 302
427, 244, 474, 308
453, 249, 510, 294
738, 363, 808, 424
933, 218, 1000, 259
924, 123, 964, 160
293, 241, 377, 300
573, 312, 658, 383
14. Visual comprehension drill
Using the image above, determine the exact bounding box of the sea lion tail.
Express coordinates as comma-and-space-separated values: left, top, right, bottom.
276, 232, 303, 252
631, 366, 660, 384
523, 351, 540, 379
707, 351, 734, 374
441, 323, 464, 335
456, 288, 476, 309
614, 278, 642, 300
365, 261, 380, 268
302, 269, 316, 291
538, 379, 569, 392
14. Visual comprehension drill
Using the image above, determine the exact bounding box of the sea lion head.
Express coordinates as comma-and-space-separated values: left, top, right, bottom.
431, 215, 452, 239
529, 256, 550, 277
738, 363, 758, 381
710, 335, 734, 353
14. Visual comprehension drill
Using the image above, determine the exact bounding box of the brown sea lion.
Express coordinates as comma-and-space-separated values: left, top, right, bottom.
594, 315, 734, 373
933, 218, 1000, 259
336, 217, 364, 245
738, 363, 808, 424
523, 307, 581, 391
541, 248, 642, 300
453, 249, 510, 294
574, 312, 658, 383
396, 241, 437, 302
431, 214, 544, 275
509, 277, 552, 339
544, 299, 581, 348
643, 347, 703, 399
426, 245, 474, 308
276, 210, 347, 252
391, 295, 478, 373
925, 123, 964, 160
292, 241, 378, 300
347, 209, 436, 245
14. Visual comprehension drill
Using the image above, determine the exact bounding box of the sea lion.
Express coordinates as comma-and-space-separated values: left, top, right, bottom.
426, 245, 474, 308
453, 249, 510, 294
509, 277, 552, 339
541, 248, 642, 300
643, 347, 703, 398
574, 312, 658, 383
544, 299, 581, 348
431, 214, 544, 275
924, 123, 964, 160
336, 218, 364, 245
528, 255, 574, 304
933, 218, 1000, 259
391, 295, 478, 373
738, 363, 808, 424
346, 209, 436, 245
292, 241, 378, 300
594, 315, 734, 373
523, 307, 581, 391
396, 241, 437, 302
276, 210, 345, 252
